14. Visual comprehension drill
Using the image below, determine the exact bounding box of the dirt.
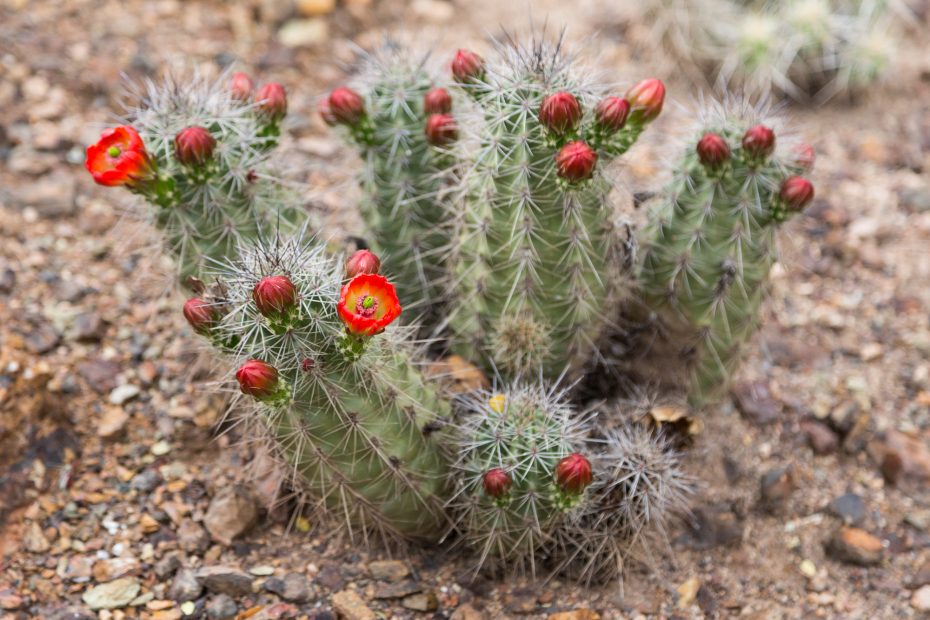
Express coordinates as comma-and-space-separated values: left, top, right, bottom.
1, 0, 929, 618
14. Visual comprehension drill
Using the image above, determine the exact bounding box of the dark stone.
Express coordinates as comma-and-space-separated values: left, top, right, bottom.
372, 580, 421, 599
681, 503, 744, 549
760, 466, 796, 511
76, 358, 122, 394
732, 381, 781, 425
72, 312, 106, 342
169, 568, 203, 602
801, 419, 840, 455
195, 566, 253, 597
206, 593, 238, 619
826, 527, 884, 566
20, 318, 61, 354
827, 493, 866, 525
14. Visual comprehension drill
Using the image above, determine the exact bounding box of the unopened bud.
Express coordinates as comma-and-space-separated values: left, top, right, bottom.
235, 359, 279, 399
594, 96, 631, 134
794, 143, 815, 171
696, 132, 731, 169
327, 87, 365, 125
780, 176, 815, 211
425, 113, 458, 146
423, 87, 453, 114
174, 126, 217, 166
256, 82, 287, 122
626, 78, 665, 124
252, 275, 298, 317
742, 124, 775, 160
451, 49, 484, 83
555, 140, 597, 183
230, 72, 254, 101
482, 468, 512, 498
345, 249, 381, 277
555, 453, 593, 494
182, 298, 218, 335
539, 92, 581, 135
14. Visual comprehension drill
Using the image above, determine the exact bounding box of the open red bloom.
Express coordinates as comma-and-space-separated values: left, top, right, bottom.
85, 126, 154, 187
337, 274, 402, 337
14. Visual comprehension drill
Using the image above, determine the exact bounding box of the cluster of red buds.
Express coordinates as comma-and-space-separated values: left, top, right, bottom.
230, 72, 288, 124
336, 249, 402, 358
480, 452, 593, 503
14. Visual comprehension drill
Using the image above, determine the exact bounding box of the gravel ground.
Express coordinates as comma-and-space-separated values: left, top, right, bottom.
2, 1, 930, 618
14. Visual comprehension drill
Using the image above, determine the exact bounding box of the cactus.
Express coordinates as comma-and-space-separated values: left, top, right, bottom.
637, 100, 816, 408
445, 38, 657, 380
84, 69, 304, 287
185, 236, 453, 543
447, 383, 594, 575
550, 424, 693, 585
323, 43, 458, 323
639, 0, 897, 102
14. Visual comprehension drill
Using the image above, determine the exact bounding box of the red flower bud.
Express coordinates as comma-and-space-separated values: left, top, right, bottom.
230, 72, 254, 101
235, 359, 279, 399
595, 96, 631, 134
318, 99, 338, 126
555, 140, 598, 183
84, 126, 155, 187
555, 453, 593, 494
482, 468, 512, 498
742, 124, 775, 159
539, 92, 582, 135
425, 114, 458, 146
451, 49, 484, 83
626, 78, 665, 124
182, 298, 218, 335
780, 176, 815, 211
174, 126, 217, 166
256, 82, 287, 122
423, 87, 452, 114
345, 249, 381, 277
252, 275, 298, 317
696, 132, 731, 168
300, 358, 316, 373
326, 87, 365, 125
794, 143, 815, 171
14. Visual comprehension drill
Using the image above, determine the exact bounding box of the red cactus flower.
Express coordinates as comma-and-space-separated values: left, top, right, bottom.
235, 359, 280, 399
626, 78, 665, 124
84, 126, 154, 187
425, 113, 458, 146
794, 143, 815, 171
539, 92, 582, 135
780, 176, 815, 211
696, 132, 731, 168
230, 71, 254, 101
327, 87, 365, 125
337, 273, 402, 337
252, 275, 298, 317
423, 87, 452, 115
182, 298, 218, 335
555, 140, 598, 183
742, 124, 775, 159
595, 96, 631, 134
555, 453, 593, 494
256, 82, 287, 121
345, 249, 381, 278
483, 468, 512, 498
174, 126, 217, 166
451, 49, 484, 83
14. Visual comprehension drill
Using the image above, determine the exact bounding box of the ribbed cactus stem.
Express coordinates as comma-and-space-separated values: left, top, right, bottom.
85, 70, 303, 287
447, 40, 653, 379
194, 239, 452, 542
326, 45, 456, 321
638, 104, 815, 407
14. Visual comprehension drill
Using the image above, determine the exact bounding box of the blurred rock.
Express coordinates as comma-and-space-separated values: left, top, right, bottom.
402, 590, 439, 612
204, 485, 258, 545
826, 493, 866, 526
81, 578, 140, 610
760, 466, 796, 511
332, 590, 375, 620
278, 19, 328, 47
733, 380, 780, 425
296, 0, 334, 16
870, 430, 930, 489
168, 568, 202, 602
206, 594, 238, 619
801, 419, 839, 455
827, 527, 884, 566
368, 560, 409, 583
682, 503, 744, 549
195, 566, 253, 596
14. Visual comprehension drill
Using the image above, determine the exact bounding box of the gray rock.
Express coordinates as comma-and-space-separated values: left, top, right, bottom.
206, 593, 239, 619
11, 170, 76, 217
265, 573, 312, 602
131, 469, 162, 493
81, 578, 140, 610
368, 560, 410, 583
169, 568, 203, 602
732, 380, 780, 425
177, 519, 211, 554
195, 566, 253, 597
204, 486, 258, 546
826, 527, 884, 566
827, 493, 866, 525
402, 591, 439, 612
760, 466, 796, 510
108, 384, 141, 406
153, 553, 181, 579
72, 312, 106, 342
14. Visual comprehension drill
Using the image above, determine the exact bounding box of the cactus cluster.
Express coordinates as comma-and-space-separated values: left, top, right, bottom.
85, 69, 303, 286
640, 0, 898, 101
637, 101, 815, 407
444, 40, 660, 380
184, 237, 452, 543
322, 44, 458, 323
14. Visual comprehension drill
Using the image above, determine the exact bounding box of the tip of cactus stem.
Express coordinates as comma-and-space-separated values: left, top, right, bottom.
451, 48, 484, 83
780, 176, 815, 211
555, 140, 597, 183
423, 87, 453, 115
696, 132, 731, 169
327, 87, 366, 126
626, 78, 665, 124
594, 96, 630, 134
337, 273, 402, 337
182, 297, 217, 335
345, 249, 381, 278
742, 124, 775, 160
174, 126, 217, 167
487, 393, 506, 413
229, 71, 254, 101
425, 113, 458, 146
255, 82, 287, 121
539, 92, 582, 136
252, 275, 298, 318
235, 359, 280, 399
482, 468, 513, 499
555, 453, 593, 495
